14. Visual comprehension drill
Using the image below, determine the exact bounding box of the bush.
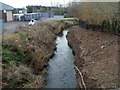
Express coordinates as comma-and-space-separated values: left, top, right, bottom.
68, 2, 119, 34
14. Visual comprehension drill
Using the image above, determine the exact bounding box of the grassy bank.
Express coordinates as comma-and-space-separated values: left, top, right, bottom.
53, 19, 78, 25
2, 22, 66, 88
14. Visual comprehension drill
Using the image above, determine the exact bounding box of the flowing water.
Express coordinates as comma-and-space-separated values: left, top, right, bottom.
45, 29, 76, 88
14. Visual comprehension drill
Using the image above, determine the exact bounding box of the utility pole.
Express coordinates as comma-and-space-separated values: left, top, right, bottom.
69, 0, 71, 7
32, 5, 34, 13
51, 0, 52, 11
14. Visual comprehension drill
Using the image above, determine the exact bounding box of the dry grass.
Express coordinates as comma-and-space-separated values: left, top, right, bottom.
2, 22, 65, 88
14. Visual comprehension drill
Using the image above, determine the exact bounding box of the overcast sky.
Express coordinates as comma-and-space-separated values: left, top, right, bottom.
0, 0, 71, 8
0, 0, 119, 8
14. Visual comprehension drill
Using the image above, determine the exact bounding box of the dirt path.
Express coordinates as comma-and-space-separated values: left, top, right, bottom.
67, 26, 119, 88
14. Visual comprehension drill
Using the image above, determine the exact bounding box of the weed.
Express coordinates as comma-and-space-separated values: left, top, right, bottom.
2, 49, 24, 66
2, 22, 64, 88
53, 19, 79, 25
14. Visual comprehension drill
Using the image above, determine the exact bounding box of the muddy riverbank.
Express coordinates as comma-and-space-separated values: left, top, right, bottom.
67, 26, 119, 88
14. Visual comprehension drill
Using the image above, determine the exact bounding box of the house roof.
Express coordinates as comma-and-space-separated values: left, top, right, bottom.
0, 2, 14, 10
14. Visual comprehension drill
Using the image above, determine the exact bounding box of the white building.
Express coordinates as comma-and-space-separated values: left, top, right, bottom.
0, 2, 14, 29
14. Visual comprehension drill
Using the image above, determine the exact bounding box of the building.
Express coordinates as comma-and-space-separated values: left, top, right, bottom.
13, 8, 27, 14
0, 2, 14, 29
24, 12, 54, 21
13, 8, 27, 21
13, 14, 24, 21
0, 2, 14, 22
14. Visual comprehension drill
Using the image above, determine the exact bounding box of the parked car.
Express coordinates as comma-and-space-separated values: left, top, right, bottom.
28, 19, 37, 26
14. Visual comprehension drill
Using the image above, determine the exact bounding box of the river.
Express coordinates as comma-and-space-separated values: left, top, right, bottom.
45, 29, 76, 88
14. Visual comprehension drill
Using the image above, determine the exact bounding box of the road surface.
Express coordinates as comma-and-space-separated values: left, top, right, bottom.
3, 21, 28, 35
3, 16, 74, 34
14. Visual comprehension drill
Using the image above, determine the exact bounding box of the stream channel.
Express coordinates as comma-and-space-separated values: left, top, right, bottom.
45, 29, 76, 88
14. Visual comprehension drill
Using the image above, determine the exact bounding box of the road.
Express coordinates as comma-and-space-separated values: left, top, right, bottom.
3, 16, 74, 35
41, 16, 74, 22
3, 21, 28, 34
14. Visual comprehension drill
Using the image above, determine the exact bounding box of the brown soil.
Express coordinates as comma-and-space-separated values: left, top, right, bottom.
67, 26, 119, 88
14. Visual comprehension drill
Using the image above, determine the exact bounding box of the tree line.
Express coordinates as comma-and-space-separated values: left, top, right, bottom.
68, 2, 120, 34
26, 5, 53, 13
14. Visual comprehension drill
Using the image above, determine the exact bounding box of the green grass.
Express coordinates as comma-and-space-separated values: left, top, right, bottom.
2, 49, 24, 65
53, 19, 79, 24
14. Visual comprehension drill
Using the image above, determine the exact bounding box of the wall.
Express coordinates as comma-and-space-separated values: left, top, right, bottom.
24, 12, 54, 21
0, 10, 3, 30
6, 10, 13, 21
0, 2, 3, 29
0, 19, 3, 30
